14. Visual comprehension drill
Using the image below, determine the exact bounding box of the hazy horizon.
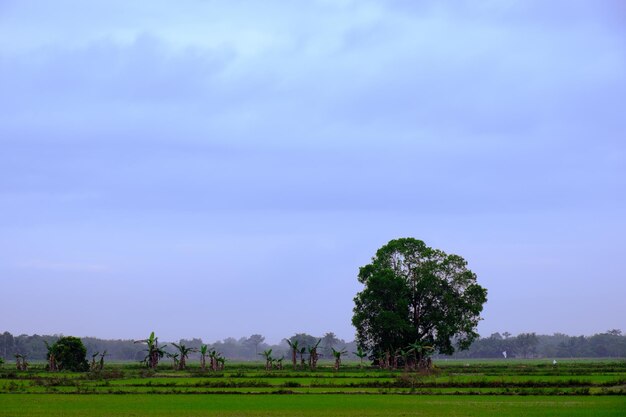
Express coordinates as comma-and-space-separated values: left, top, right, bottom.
1, 1, 625, 345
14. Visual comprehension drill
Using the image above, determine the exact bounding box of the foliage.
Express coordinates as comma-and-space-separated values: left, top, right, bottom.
353, 238, 488, 364
171, 343, 196, 370
135, 332, 167, 370
47, 336, 89, 372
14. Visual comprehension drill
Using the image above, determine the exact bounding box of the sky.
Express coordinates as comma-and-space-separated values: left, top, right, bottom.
1, 0, 625, 344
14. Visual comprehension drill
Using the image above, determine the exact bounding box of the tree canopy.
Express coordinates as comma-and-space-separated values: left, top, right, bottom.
352, 238, 487, 363
47, 336, 89, 372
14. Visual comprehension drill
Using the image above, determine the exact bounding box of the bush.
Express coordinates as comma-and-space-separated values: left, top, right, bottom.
48, 336, 89, 372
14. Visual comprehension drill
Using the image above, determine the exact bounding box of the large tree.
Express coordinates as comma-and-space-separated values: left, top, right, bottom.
46, 336, 89, 372
352, 238, 487, 367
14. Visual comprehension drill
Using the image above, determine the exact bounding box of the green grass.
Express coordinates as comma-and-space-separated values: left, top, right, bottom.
0, 394, 624, 416
0, 360, 624, 415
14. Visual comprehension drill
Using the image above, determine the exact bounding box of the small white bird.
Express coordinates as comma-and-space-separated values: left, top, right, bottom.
553, 360, 557, 365
502, 351, 507, 359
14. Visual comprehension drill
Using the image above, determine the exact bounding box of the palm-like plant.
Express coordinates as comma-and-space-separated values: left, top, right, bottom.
407, 341, 434, 370
352, 347, 368, 368
216, 355, 226, 371
259, 349, 273, 371
172, 343, 196, 370
199, 345, 209, 371
98, 351, 108, 371
90, 352, 100, 372
331, 347, 347, 371
14, 353, 28, 371
168, 352, 180, 370
208, 349, 217, 371
299, 347, 306, 369
275, 356, 284, 370
285, 339, 300, 370
308, 339, 321, 370
134, 332, 167, 370
44, 341, 58, 372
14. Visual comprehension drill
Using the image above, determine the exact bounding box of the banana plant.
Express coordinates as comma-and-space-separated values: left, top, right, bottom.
90, 352, 100, 372
134, 332, 167, 370
216, 355, 226, 371
44, 341, 58, 372
397, 347, 411, 371
275, 356, 284, 370
285, 339, 300, 370
98, 351, 108, 371
299, 347, 306, 369
199, 345, 209, 371
14, 353, 28, 371
331, 347, 347, 371
172, 343, 196, 370
407, 341, 434, 370
308, 339, 321, 370
259, 349, 273, 371
352, 346, 368, 368
168, 352, 180, 370
208, 349, 219, 371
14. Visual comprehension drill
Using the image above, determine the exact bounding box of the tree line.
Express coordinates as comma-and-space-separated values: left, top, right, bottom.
1, 330, 624, 363
0, 331, 356, 362
437, 330, 626, 359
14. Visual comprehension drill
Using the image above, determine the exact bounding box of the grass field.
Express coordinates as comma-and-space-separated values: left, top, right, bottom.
1, 394, 625, 417
0, 359, 624, 416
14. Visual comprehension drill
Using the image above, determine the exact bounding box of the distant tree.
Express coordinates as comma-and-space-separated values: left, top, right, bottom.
353, 238, 487, 368
321, 332, 340, 359
502, 332, 512, 339
245, 334, 266, 356
606, 329, 622, 337
47, 336, 88, 372
513, 333, 539, 358
1, 332, 15, 359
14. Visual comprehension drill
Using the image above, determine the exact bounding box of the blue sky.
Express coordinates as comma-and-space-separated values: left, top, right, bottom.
1, 0, 625, 343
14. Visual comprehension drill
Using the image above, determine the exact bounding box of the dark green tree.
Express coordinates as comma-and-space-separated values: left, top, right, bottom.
47, 336, 89, 372
352, 238, 487, 367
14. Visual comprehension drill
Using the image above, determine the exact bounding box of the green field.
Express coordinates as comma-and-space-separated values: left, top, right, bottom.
1, 360, 624, 416
2, 395, 625, 417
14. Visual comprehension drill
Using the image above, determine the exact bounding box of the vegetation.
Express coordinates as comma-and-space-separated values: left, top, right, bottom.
135, 332, 166, 370
1, 330, 623, 362
1, 359, 624, 398
2, 394, 625, 417
45, 337, 88, 372
353, 238, 488, 369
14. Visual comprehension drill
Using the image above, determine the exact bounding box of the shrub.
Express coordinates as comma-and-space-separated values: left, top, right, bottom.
48, 336, 89, 372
